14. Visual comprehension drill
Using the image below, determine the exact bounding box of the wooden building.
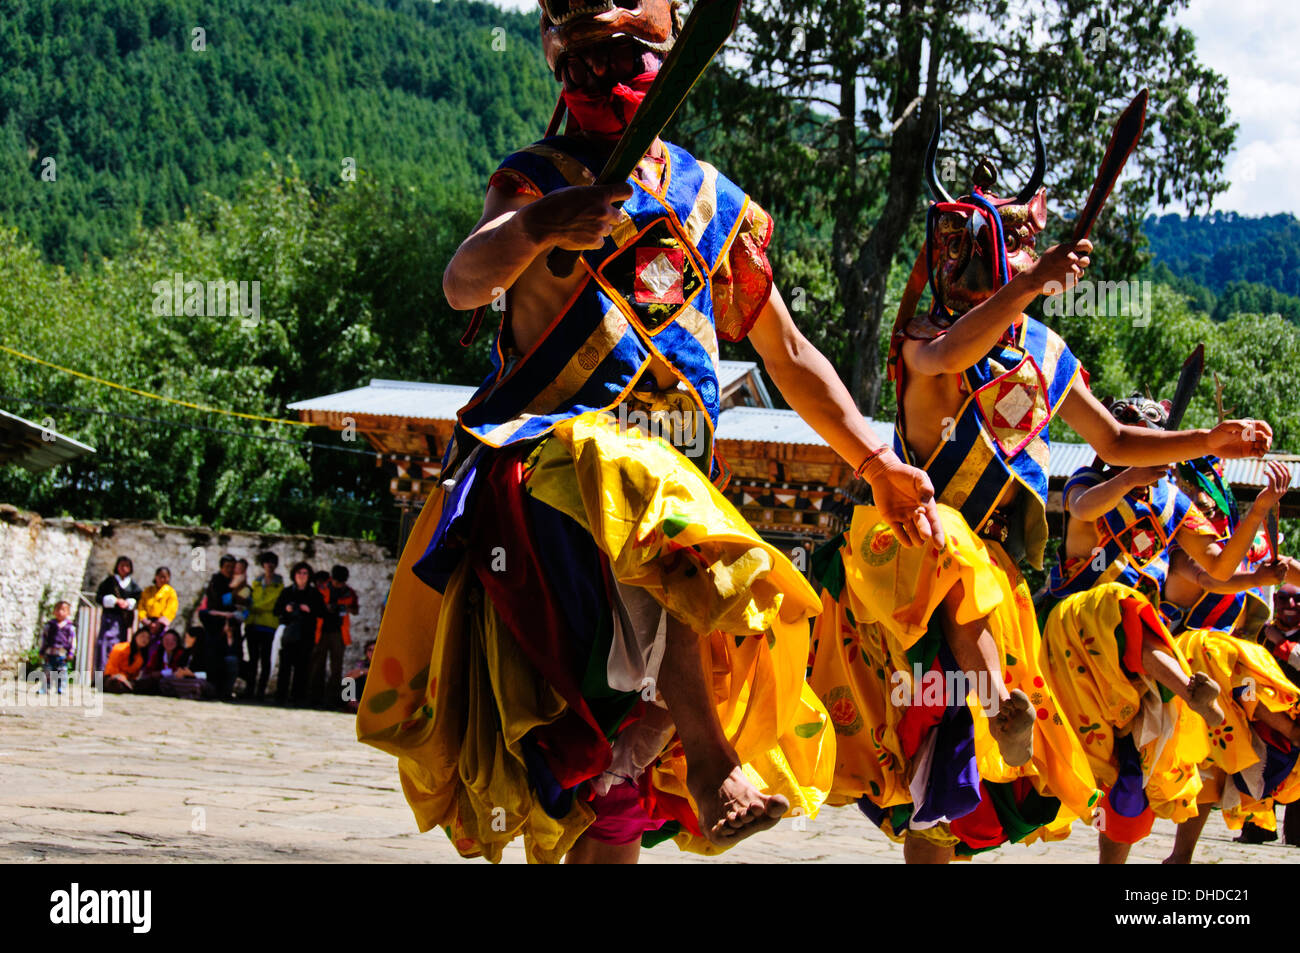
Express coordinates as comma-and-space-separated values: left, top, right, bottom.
290, 364, 1300, 553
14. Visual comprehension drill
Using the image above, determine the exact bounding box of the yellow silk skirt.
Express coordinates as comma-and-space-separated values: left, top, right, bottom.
1042, 584, 1205, 823
356, 409, 834, 862
1178, 628, 1300, 830
808, 504, 1100, 838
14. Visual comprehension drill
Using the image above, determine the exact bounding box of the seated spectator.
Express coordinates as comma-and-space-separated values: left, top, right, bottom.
244, 551, 283, 700
38, 600, 76, 695
158, 628, 217, 701
274, 561, 325, 706
103, 627, 154, 694
138, 566, 179, 642
343, 639, 376, 714
95, 556, 141, 673
142, 629, 184, 680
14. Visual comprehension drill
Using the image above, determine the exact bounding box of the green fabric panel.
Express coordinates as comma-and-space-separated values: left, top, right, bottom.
986, 781, 1061, 844
641, 820, 681, 849
906, 614, 944, 669
810, 532, 848, 599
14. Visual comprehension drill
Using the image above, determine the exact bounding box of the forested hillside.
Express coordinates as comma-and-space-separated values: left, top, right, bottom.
0, 0, 554, 268
1145, 212, 1300, 297
0, 0, 1296, 540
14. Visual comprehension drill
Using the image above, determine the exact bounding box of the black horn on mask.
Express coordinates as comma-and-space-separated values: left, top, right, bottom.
925, 107, 955, 204
1013, 100, 1046, 205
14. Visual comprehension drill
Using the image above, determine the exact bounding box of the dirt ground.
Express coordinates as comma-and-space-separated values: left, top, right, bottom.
1, 692, 1295, 864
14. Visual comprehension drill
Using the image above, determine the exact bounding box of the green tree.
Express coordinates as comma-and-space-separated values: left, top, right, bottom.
700, 0, 1235, 413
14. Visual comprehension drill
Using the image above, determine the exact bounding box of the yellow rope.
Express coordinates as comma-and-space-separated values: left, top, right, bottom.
0, 342, 311, 427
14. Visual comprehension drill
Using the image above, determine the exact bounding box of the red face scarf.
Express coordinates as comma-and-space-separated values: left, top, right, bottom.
561, 70, 657, 138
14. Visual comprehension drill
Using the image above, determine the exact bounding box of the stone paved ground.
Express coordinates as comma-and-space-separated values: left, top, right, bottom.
1, 693, 1296, 864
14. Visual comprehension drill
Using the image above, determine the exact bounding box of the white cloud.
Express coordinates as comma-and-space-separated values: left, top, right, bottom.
1170, 0, 1300, 215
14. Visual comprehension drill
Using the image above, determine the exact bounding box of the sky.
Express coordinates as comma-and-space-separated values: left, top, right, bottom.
487, 0, 1298, 216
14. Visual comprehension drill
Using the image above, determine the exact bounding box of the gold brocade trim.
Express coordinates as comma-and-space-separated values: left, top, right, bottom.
681, 161, 720, 250
522, 145, 596, 187
673, 302, 720, 374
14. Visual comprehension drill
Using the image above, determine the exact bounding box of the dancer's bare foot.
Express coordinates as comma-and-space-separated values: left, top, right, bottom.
989, 689, 1034, 767
688, 762, 788, 846
1186, 672, 1225, 727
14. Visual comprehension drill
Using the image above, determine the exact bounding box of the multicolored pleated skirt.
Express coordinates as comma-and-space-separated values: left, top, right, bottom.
357, 406, 834, 862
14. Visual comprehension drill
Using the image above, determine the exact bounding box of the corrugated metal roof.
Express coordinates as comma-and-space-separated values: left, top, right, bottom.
1047, 441, 1099, 479
1220, 457, 1300, 489
289, 361, 768, 421
288, 378, 1298, 489
717, 406, 894, 446
287, 379, 477, 421
717, 361, 761, 395
0, 409, 96, 472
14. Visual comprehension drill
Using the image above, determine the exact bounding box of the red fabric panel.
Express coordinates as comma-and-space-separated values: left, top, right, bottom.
469, 449, 611, 789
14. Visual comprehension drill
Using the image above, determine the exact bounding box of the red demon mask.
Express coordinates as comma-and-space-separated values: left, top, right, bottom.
924, 106, 1049, 317
539, 0, 682, 78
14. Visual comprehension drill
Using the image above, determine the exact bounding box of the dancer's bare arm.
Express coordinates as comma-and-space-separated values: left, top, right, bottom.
1061, 381, 1273, 466
1066, 466, 1166, 521
442, 182, 633, 310
1169, 547, 1285, 593
749, 286, 945, 548
904, 240, 1090, 376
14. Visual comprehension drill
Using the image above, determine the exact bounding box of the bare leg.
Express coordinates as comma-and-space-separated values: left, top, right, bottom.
564, 835, 641, 864
1164, 808, 1212, 864
903, 831, 956, 864
1252, 706, 1300, 745
658, 614, 787, 845
942, 583, 1032, 766
1098, 830, 1131, 864
1141, 632, 1224, 727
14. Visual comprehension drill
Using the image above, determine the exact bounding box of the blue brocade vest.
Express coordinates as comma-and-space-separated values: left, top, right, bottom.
895, 316, 1081, 570
454, 135, 752, 484
1047, 467, 1182, 598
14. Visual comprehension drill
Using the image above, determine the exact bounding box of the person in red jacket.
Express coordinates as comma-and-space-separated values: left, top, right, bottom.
309, 565, 358, 710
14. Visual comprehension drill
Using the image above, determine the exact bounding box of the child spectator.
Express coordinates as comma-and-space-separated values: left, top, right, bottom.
38, 600, 76, 694
94, 556, 141, 672
309, 564, 358, 710
274, 561, 325, 706
138, 567, 179, 642
103, 627, 154, 693
244, 552, 284, 700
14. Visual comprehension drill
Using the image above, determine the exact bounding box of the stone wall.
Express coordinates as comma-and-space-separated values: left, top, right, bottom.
0, 506, 98, 673
0, 504, 396, 676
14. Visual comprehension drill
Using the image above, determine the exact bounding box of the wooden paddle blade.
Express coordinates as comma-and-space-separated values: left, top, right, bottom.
1164, 341, 1204, 432
1268, 505, 1281, 566
546, 0, 743, 277
1072, 88, 1149, 242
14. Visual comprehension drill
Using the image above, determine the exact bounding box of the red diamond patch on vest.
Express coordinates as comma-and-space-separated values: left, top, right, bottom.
634, 247, 686, 304
989, 380, 1037, 431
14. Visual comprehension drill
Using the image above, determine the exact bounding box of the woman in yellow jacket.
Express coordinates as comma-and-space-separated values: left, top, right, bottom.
138, 567, 179, 640
245, 552, 284, 700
